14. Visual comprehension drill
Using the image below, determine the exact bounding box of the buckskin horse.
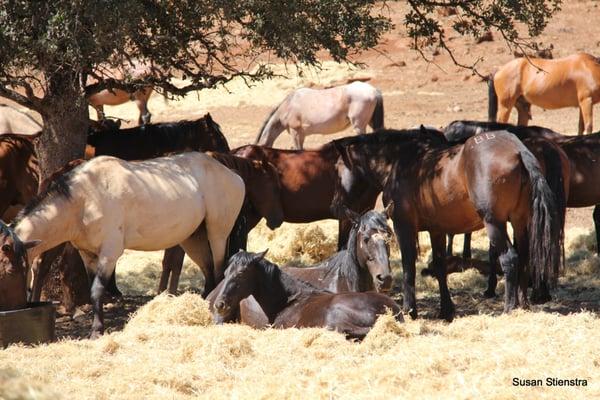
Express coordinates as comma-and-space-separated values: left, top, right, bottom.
233, 144, 380, 250
332, 129, 563, 320
212, 250, 402, 339
207, 208, 395, 328
255, 81, 384, 149
489, 53, 600, 134
3, 152, 245, 337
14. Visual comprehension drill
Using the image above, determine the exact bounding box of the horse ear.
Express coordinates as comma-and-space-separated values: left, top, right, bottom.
23, 239, 41, 250
343, 207, 361, 225
254, 249, 268, 260
383, 201, 394, 218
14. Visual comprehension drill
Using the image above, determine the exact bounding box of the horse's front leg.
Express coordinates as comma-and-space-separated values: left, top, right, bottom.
290, 128, 305, 150
429, 232, 455, 321
93, 105, 105, 121
135, 94, 151, 125
159, 246, 186, 294
579, 108, 585, 135
392, 217, 418, 319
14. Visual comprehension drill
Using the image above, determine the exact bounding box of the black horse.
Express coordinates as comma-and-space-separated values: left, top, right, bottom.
332, 128, 563, 320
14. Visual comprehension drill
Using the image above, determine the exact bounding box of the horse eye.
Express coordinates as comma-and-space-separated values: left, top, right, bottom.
363, 237, 370, 244
1, 244, 11, 253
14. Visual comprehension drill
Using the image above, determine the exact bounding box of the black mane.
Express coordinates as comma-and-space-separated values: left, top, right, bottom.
333, 128, 448, 148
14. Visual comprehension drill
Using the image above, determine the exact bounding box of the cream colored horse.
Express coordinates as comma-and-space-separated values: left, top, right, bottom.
489, 53, 600, 134
255, 81, 384, 149
0, 104, 42, 134
11, 152, 245, 337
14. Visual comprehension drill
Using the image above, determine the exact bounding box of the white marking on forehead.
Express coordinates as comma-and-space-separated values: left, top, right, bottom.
370, 232, 391, 243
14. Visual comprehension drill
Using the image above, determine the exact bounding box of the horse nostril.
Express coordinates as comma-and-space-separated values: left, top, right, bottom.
215, 300, 226, 311
376, 274, 393, 289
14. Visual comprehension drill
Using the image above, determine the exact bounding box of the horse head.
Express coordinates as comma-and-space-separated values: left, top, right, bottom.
0, 221, 40, 311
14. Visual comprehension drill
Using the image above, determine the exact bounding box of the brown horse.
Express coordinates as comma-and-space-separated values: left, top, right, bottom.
445, 120, 600, 257
232, 144, 379, 249
158, 151, 285, 294
332, 129, 563, 320
0, 134, 39, 216
212, 250, 402, 339
489, 53, 600, 134
207, 208, 395, 328
0, 222, 39, 311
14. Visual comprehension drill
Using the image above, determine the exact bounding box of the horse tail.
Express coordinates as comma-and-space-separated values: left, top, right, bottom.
519, 144, 562, 291
487, 73, 498, 122
369, 89, 384, 131
255, 94, 289, 145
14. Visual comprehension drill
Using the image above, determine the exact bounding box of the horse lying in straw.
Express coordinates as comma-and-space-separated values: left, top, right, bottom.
332, 129, 563, 320
488, 52, 600, 134
212, 250, 402, 339
255, 81, 384, 149
207, 208, 394, 328
1, 152, 245, 337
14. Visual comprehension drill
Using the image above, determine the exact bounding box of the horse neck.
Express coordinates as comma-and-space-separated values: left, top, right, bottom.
253, 260, 318, 322
259, 113, 285, 146
14, 197, 77, 261
324, 225, 372, 292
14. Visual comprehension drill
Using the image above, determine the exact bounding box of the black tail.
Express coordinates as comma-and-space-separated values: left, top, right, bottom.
519, 146, 562, 290
488, 73, 498, 122
369, 90, 384, 131
225, 203, 250, 262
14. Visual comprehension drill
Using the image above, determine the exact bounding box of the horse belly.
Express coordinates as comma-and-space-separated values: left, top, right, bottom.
419, 202, 483, 234
523, 76, 579, 109
89, 89, 129, 106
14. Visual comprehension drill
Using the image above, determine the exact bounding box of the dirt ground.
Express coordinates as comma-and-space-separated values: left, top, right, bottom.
32, 0, 600, 339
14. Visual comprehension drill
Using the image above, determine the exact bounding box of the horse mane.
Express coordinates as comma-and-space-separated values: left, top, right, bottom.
254, 256, 324, 300
255, 93, 291, 143
0, 133, 39, 152
333, 128, 448, 148
209, 152, 266, 182
13, 162, 80, 225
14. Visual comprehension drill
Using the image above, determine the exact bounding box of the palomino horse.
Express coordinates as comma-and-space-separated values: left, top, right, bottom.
489, 53, 600, 134
157, 151, 285, 294
212, 250, 402, 339
233, 144, 380, 249
445, 120, 600, 257
332, 129, 563, 320
4, 152, 245, 337
207, 208, 395, 328
255, 81, 384, 149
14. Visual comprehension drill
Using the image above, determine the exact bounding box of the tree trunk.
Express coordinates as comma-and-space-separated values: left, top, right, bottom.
35, 71, 90, 307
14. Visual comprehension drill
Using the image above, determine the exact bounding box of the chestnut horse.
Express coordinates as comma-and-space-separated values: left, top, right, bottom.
208, 208, 395, 328
332, 129, 563, 320
489, 53, 600, 134
158, 152, 285, 294
212, 250, 402, 339
232, 144, 380, 249
255, 81, 384, 149
5, 152, 245, 337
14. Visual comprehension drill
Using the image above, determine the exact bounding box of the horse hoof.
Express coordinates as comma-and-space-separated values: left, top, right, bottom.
439, 306, 455, 322
89, 330, 103, 340
483, 290, 496, 298
405, 308, 418, 320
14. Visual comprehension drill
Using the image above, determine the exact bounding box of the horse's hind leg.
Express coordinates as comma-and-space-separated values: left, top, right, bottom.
484, 220, 518, 311
290, 128, 305, 150
135, 89, 152, 125
429, 232, 455, 321
579, 96, 593, 134
93, 105, 105, 121
513, 226, 531, 308
158, 246, 186, 294
179, 225, 215, 297
594, 206, 600, 256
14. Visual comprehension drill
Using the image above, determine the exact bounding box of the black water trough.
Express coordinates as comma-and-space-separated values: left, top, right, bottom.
0, 302, 56, 348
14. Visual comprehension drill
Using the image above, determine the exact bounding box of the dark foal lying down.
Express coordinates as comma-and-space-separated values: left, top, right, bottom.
212, 251, 402, 339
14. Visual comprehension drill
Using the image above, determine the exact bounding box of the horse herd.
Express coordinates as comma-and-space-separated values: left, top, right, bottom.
1, 52, 600, 340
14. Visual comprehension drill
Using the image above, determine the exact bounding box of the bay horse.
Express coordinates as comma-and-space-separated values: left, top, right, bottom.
232, 144, 380, 249
255, 81, 384, 149
4, 152, 245, 337
445, 120, 600, 257
157, 151, 285, 294
332, 129, 563, 320
0, 134, 39, 217
489, 53, 600, 134
207, 208, 395, 328
212, 250, 402, 339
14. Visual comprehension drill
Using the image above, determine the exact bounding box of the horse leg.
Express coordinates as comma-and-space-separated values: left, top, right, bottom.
579, 108, 585, 135
446, 234, 454, 256
514, 227, 531, 308
291, 128, 305, 150
462, 233, 472, 259
429, 232, 455, 321
159, 246, 186, 294
93, 105, 106, 121
594, 206, 600, 256
496, 96, 516, 123
515, 97, 531, 126
483, 242, 499, 298
392, 218, 418, 319
579, 96, 594, 134
135, 92, 151, 125
28, 244, 66, 302
484, 221, 518, 312
179, 225, 215, 297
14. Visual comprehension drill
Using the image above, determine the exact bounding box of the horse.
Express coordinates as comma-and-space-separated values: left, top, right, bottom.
0, 134, 39, 217
157, 151, 285, 294
232, 144, 380, 249
445, 120, 600, 257
0, 104, 42, 134
255, 81, 384, 150
3, 152, 245, 337
207, 208, 395, 328
488, 53, 600, 134
29, 114, 232, 304
332, 129, 563, 320
212, 250, 402, 339
87, 113, 230, 159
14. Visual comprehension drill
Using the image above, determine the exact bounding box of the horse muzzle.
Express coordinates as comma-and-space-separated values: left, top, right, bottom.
375, 274, 393, 293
